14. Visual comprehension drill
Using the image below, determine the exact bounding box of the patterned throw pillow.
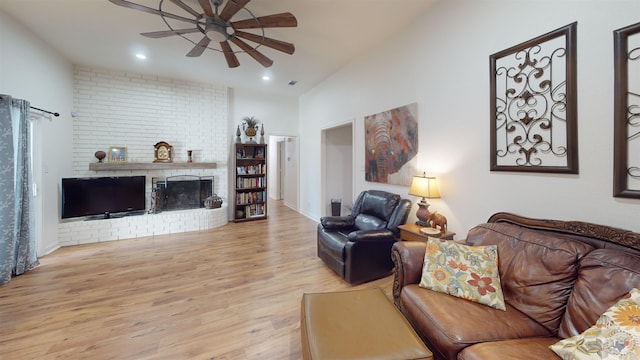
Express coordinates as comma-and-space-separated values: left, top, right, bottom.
419, 237, 506, 311
549, 288, 640, 359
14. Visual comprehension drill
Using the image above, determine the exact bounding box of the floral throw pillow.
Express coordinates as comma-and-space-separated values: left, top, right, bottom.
418, 237, 506, 311
549, 288, 640, 359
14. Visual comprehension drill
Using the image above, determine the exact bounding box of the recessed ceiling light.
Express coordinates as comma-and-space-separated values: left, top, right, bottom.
262, 75, 271, 81
135, 53, 147, 60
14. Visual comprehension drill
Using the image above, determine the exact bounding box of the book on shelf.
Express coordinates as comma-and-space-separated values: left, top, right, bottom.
244, 203, 266, 218
236, 177, 265, 189
235, 191, 266, 205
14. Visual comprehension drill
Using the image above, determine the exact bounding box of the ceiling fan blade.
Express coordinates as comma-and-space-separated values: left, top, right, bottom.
219, 0, 250, 21
186, 36, 211, 57
230, 37, 273, 67
109, 0, 198, 24
169, 0, 201, 18
231, 12, 297, 29
220, 41, 240, 68
197, 0, 215, 17
235, 31, 295, 54
141, 28, 202, 38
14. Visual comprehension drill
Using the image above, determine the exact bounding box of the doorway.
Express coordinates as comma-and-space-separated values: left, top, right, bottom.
321, 122, 353, 216
268, 135, 298, 210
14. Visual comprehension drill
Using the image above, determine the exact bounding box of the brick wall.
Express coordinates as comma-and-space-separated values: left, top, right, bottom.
72, 65, 228, 169
61, 65, 230, 245
58, 207, 228, 247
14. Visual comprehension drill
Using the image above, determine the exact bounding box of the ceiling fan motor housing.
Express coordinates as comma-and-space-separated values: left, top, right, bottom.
201, 17, 233, 42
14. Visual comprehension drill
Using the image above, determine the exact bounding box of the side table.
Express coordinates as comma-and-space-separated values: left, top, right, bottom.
398, 223, 455, 242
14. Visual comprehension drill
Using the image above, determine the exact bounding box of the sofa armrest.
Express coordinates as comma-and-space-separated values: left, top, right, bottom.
347, 229, 396, 242
320, 216, 354, 230
391, 241, 426, 307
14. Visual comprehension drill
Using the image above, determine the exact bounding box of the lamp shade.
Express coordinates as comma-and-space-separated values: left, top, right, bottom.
409, 174, 440, 199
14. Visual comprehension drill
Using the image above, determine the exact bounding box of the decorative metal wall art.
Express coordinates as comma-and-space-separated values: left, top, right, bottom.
364, 103, 418, 186
490, 22, 578, 173
614, 21, 640, 198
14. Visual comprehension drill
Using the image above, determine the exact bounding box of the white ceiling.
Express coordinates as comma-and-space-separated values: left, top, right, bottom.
0, 0, 437, 97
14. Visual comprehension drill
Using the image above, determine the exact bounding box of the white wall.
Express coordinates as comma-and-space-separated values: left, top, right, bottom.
230, 87, 298, 137
72, 65, 228, 174
299, 0, 640, 237
0, 10, 74, 255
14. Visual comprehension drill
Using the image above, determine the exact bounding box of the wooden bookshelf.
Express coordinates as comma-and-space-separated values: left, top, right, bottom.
234, 143, 267, 222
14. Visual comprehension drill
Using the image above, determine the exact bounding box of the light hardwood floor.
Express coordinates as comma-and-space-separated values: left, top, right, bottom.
0, 201, 393, 359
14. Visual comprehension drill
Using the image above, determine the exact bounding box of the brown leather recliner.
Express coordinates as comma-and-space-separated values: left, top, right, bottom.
317, 190, 411, 284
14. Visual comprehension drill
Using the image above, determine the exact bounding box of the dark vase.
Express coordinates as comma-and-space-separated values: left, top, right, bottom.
94, 150, 106, 163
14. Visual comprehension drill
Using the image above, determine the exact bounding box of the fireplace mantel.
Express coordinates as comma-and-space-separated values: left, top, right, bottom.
89, 162, 217, 171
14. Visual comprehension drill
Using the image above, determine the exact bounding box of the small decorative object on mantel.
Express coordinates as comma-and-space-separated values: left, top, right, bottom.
153, 141, 172, 163
242, 116, 259, 144
94, 150, 106, 163
187, 150, 193, 163
235, 125, 241, 143
109, 146, 127, 163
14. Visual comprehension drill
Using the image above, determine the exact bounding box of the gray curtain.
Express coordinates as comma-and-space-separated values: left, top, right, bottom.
0, 95, 39, 285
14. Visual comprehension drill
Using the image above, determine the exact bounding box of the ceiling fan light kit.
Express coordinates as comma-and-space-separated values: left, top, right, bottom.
108, 0, 297, 68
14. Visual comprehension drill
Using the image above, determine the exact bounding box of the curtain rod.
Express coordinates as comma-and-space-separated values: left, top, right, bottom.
0, 95, 60, 117
30, 106, 60, 117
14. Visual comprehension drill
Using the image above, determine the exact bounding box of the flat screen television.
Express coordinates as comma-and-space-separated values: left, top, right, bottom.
61, 176, 146, 219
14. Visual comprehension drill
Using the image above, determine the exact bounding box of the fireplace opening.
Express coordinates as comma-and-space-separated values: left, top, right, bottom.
152, 175, 213, 212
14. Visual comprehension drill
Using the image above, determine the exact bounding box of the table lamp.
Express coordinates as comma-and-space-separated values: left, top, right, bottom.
408, 172, 440, 227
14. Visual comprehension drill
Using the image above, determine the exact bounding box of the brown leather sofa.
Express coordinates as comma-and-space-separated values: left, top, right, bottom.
391, 212, 640, 360
317, 190, 411, 284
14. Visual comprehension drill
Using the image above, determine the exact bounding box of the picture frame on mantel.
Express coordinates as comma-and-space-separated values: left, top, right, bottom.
613, 21, 640, 198
489, 22, 578, 173
108, 146, 127, 163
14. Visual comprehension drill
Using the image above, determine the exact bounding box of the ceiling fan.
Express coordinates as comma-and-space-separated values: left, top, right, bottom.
108, 0, 297, 68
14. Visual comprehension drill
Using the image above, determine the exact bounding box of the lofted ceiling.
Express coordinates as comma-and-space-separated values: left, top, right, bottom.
0, 0, 437, 97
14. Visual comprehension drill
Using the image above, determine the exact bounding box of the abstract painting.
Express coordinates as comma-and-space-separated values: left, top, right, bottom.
364, 103, 418, 186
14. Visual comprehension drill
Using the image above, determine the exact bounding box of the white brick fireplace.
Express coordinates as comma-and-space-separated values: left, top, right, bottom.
60, 66, 230, 246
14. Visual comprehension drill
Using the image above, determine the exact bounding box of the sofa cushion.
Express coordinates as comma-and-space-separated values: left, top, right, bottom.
550, 288, 640, 359
559, 249, 640, 338
399, 284, 552, 360
458, 337, 561, 360
419, 237, 506, 310
466, 223, 595, 334
354, 213, 387, 231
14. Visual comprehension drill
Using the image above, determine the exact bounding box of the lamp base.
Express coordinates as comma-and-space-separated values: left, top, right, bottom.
415, 201, 432, 228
